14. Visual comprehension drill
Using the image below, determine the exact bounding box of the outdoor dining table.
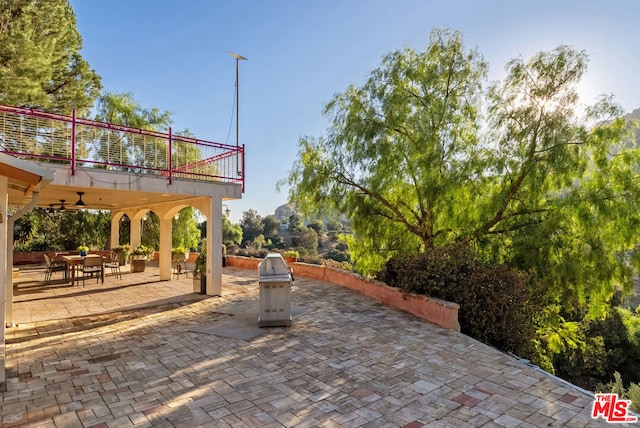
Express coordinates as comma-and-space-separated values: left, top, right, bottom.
62, 255, 104, 286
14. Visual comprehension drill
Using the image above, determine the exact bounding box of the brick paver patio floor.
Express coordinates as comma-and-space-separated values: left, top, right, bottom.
1, 264, 627, 427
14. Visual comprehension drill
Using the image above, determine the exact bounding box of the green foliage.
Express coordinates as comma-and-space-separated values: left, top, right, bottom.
307, 220, 323, 235
377, 244, 547, 357
0, 0, 101, 114
172, 207, 200, 250
291, 227, 318, 256
630, 383, 640, 413
326, 219, 342, 232
324, 248, 350, 263
288, 213, 302, 233
235, 248, 269, 259
240, 209, 263, 245
286, 28, 487, 267
13, 209, 110, 251
322, 258, 353, 271
285, 27, 640, 326
141, 211, 159, 249
597, 371, 640, 412
111, 245, 130, 263
171, 246, 189, 262
130, 245, 154, 260
282, 250, 299, 259
94, 91, 172, 130
92, 92, 174, 172
193, 252, 206, 279
540, 306, 640, 390
252, 234, 267, 249
261, 215, 281, 238
221, 216, 243, 246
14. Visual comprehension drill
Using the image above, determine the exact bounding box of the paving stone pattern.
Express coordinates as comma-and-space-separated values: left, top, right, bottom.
1, 265, 629, 427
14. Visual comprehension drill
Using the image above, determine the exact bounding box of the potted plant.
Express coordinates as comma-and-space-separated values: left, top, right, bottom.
192, 252, 206, 294
222, 243, 227, 267
112, 245, 130, 266
282, 249, 299, 263
171, 246, 189, 263
77, 245, 89, 256
130, 245, 154, 272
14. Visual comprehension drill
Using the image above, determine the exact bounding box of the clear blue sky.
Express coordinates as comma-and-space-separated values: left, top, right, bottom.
69, 0, 640, 223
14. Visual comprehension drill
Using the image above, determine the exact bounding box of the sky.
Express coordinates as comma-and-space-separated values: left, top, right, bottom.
68, 0, 640, 223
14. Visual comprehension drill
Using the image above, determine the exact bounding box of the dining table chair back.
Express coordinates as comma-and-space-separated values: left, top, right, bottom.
80, 255, 104, 287
43, 254, 66, 285
104, 252, 122, 279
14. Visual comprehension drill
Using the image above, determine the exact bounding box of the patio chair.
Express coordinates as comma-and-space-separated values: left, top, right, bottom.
80, 255, 104, 286
43, 254, 67, 285
104, 252, 122, 279
172, 260, 189, 279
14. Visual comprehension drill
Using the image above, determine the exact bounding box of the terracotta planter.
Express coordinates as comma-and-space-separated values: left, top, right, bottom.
284, 257, 297, 263
132, 259, 146, 272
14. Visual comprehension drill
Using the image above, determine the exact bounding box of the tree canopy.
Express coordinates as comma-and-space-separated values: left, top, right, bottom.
0, 0, 101, 114
285, 28, 640, 313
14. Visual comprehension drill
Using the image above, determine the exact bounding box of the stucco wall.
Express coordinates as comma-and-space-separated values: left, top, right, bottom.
13, 250, 112, 265
226, 255, 460, 331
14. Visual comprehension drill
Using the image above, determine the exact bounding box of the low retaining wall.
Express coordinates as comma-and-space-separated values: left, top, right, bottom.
13, 250, 111, 265
226, 255, 460, 331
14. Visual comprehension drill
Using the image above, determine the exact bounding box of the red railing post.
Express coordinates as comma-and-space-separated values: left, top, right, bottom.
71, 109, 76, 176
242, 144, 245, 192
168, 127, 172, 185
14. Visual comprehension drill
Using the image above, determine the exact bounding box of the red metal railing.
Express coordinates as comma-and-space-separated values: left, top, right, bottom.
0, 104, 245, 191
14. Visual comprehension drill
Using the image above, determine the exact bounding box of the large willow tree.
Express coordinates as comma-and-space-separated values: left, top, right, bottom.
0, 0, 101, 114
285, 28, 640, 313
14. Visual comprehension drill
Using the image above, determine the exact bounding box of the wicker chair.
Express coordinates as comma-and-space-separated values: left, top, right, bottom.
104, 252, 122, 279
43, 254, 67, 285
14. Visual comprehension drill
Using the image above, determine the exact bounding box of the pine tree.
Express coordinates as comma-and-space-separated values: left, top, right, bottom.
0, 0, 101, 114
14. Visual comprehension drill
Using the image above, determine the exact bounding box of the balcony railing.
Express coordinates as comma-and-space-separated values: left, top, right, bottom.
0, 104, 245, 191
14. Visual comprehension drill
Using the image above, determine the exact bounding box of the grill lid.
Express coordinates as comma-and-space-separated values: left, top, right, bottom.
258, 253, 291, 278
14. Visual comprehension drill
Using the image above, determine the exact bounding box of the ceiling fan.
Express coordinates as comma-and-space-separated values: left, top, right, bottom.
45, 192, 87, 214
75, 192, 86, 206
47, 199, 67, 213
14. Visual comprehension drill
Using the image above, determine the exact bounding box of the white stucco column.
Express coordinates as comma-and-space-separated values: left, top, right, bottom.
109, 214, 120, 249
0, 176, 8, 383
207, 196, 222, 296
130, 214, 142, 251
159, 215, 172, 281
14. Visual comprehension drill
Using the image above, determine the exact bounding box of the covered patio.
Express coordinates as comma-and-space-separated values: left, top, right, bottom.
1, 104, 244, 385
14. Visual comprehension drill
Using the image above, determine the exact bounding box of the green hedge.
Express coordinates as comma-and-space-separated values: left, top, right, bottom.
376, 243, 546, 357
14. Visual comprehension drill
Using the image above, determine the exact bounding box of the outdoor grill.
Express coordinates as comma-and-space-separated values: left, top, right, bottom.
257, 253, 293, 327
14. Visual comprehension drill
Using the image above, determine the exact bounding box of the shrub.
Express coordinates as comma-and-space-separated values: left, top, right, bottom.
324, 248, 350, 263
322, 259, 353, 271
554, 307, 640, 390
112, 245, 130, 261
235, 248, 269, 259
376, 243, 545, 357
299, 255, 323, 265
282, 249, 299, 259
